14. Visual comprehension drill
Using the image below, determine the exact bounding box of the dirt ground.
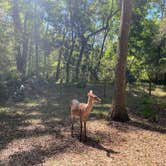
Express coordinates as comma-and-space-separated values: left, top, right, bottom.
0, 85, 166, 166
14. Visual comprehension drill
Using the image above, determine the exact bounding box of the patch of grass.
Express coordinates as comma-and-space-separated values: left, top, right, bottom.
162, 85, 166, 91
141, 96, 153, 105
159, 100, 166, 108
139, 105, 155, 118
139, 96, 156, 118
91, 107, 109, 119
94, 135, 102, 143
17, 98, 47, 108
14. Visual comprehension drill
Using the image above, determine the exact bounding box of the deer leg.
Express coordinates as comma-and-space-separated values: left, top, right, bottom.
84, 121, 87, 141
80, 119, 83, 141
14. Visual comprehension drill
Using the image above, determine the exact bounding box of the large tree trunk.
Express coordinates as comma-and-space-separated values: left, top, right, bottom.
12, 0, 29, 77
34, 0, 39, 77
22, 13, 29, 76
66, 32, 75, 83
75, 36, 86, 81
75, 44, 85, 81
11, 0, 23, 74
55, 34, 66, 81
110, 0, 132, 122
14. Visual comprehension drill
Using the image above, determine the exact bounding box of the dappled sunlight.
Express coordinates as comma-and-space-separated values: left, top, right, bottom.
94, 103, 112, 108
132, 92, 138, 97
18, 123, 45, 131
0, 0, 166, 164
0, 134, 55, 162
15, 98, 47, 108
0, 85, 166, 165
0, 106, 11, 113
152, 88, 166, 97
28, 118, 42, 124
127, 84, 166, 97
28, 111, 43, 116
46, 117, 63, 123
51, 103, 60, 107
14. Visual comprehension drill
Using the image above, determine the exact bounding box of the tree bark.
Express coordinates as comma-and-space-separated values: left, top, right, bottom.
149, 79, 152, 96
55, 34, 66, 81
28, 38, 33, 76
12, 0, 29, 78
55, 48, 63, 81
22, 13, 29, 76
95, 29, 108, 77
110, 0, 132, 122
11, 0, 23, 74
34, 0, 39, 77
66, 32, 75, 83
75, 39, 86, 81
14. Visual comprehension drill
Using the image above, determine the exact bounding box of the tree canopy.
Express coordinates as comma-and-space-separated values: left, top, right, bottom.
0, 0, 165, 84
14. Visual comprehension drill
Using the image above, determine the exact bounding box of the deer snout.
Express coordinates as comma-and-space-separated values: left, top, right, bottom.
96, 97, 102, 103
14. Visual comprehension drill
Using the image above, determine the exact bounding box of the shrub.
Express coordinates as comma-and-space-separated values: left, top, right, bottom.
0, 82, 9, 103
77, 80, 87, 88
139, 96, 156, 118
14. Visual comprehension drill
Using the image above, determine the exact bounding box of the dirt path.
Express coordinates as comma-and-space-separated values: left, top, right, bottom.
0, 87, 166, 166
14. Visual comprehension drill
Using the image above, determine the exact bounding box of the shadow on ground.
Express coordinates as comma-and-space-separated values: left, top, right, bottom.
0, 84, 165, 165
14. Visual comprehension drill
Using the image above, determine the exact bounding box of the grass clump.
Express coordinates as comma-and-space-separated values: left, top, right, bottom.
139, 96, 156, 118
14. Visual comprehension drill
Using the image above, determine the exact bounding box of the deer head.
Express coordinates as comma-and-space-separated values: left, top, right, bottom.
87, 90, 101, 104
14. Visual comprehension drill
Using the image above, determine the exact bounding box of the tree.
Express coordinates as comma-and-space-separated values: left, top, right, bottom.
110, 0, 132, 122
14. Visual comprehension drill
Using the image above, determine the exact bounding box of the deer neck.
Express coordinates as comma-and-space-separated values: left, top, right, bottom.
86, 97, 94, 113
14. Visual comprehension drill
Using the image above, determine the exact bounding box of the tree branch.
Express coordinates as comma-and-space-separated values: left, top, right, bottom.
87, 9, 120, 39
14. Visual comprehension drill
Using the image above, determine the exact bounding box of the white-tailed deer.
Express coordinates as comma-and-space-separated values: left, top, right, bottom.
70, 90, 101, 141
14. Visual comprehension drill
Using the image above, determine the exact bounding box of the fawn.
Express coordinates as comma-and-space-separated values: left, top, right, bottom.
70, 90, 101, 141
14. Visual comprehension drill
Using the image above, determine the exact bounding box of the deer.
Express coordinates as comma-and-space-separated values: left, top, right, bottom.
70, 90, 101, 141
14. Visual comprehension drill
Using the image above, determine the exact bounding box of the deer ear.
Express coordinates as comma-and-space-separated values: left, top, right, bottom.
89, 90, 93, 94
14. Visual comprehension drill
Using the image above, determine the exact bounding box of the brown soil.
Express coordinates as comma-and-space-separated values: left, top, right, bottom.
0, 86, 165, 166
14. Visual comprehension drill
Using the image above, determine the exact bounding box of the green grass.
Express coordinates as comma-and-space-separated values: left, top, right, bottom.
126, 84, 166, 119
0, 83, 165, 121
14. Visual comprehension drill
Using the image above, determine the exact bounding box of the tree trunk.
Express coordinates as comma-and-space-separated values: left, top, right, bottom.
75, 43, 85, 81
28, 38, 33, 76
55, 34, 65, 81
66, 33, 75, 83
12, 0, 29, 77
110, 0, 132, 122
22, 13, 29, 76
95, 29, 108, 76
55, 48, 63, 81
35, 44, 39, 77
34, 0, 39, 77
11, 0, 23, 74
149, 79, 152, 96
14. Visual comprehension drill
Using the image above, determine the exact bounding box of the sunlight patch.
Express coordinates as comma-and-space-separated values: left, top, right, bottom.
0, 107, 11, 113
152, 88, 166, 97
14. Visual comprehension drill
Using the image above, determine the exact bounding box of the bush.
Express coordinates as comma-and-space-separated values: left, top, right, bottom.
139, 96, 156, 118
139, 105, 155, 118
0, 82, 9, 103
77, 80, 87, 88
141, 96, 153, 104
126, 69, 136, 83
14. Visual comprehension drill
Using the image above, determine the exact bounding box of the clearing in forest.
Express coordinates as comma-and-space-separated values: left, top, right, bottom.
0, 85, 166, 166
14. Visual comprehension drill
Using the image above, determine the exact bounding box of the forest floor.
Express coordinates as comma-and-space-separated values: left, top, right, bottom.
0, 84, 166, 166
